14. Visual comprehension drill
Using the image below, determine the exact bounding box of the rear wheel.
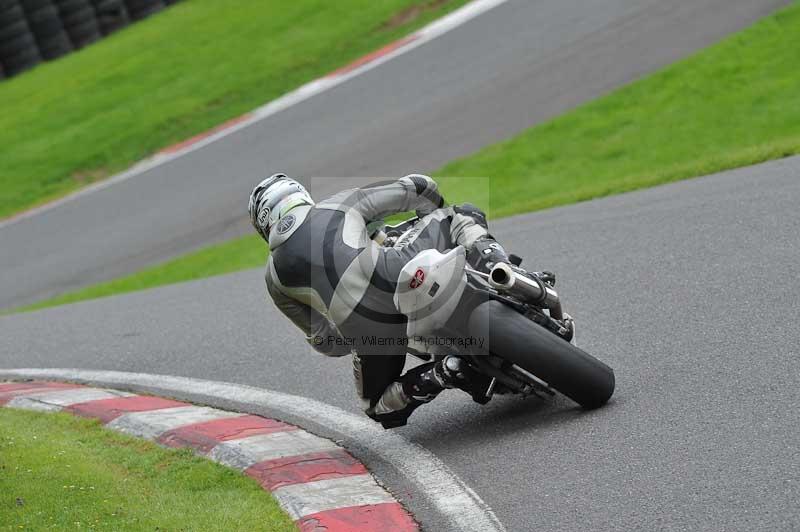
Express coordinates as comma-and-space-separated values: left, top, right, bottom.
468, 300, 615, 408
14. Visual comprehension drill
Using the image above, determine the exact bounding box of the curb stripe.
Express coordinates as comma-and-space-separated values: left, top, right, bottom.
297, 502, 419, 532
209, 430, 339, 470
6, 388, 132, 412
158, 414, 295, 453
66, 395, 188, 423
107, 405, 243, 439
272, 474, 396, 520
326, 35, 417, 78
0, 382, 76, 393
0, 382, 81, 405
1, 381, 420, 530
1, 373, 505, 531
245, 449, 367, 491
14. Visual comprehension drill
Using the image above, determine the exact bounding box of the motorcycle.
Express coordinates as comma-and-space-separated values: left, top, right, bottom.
371, 216, 615, 409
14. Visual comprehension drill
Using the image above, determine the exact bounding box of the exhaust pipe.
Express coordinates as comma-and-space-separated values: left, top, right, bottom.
488, 263, 563, 319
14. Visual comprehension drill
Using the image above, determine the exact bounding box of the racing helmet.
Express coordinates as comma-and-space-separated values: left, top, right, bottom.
248, 173, 314, 241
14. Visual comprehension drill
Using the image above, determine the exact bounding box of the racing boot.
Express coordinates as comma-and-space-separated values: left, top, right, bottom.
404, 356, 492, 405
368, 358, 454, 429
400, 356, 461, 400
372, 357, 492, 429
438, 355, 494, 404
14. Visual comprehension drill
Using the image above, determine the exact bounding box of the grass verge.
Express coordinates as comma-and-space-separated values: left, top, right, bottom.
0, 0, 470, 219
12, 1, 800, 313
15, 234, 266, 313
434, 1, 800, 217
0, 407, 295, 531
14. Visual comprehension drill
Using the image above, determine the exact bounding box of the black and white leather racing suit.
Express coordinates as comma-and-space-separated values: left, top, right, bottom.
265, 175, 508, 427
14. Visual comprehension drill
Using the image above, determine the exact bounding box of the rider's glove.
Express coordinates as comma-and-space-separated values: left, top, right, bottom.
467, 235, 510, 273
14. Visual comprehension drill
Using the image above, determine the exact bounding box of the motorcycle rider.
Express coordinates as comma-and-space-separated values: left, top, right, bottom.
249, 173, 516, 428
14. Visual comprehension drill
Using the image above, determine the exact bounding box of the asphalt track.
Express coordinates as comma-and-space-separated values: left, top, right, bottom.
3, 157, 799, 531
0, 0, 789, 310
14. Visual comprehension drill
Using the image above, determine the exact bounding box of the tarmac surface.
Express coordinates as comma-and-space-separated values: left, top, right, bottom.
0, 0, 789, 309
3, 157, 799, 531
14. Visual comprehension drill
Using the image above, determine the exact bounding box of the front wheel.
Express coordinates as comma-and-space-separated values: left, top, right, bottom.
468, 300, 615, 408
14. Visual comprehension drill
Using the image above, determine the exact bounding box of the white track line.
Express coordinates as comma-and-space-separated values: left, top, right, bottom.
0, 0, 509, 230
0, 368, 506, 532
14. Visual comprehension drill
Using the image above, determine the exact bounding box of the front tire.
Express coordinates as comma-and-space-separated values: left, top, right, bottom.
468, 300, 615, 408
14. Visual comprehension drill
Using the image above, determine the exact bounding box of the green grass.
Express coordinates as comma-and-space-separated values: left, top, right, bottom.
16, 234, 266, 313
12, 1, 800, 313
0, 0, 469, 219
0, 407, 295, 531
434, 1, 800, 217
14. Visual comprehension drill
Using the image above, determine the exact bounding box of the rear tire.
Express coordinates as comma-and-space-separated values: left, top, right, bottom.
468, 300, 615, 408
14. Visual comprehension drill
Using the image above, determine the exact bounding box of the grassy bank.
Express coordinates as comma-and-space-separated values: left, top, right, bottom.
435, 1, 800, 216
13, 1, 800, 313
0, 0, 469, 219
16, 234, 265, 313
0, 408, 295, 531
